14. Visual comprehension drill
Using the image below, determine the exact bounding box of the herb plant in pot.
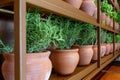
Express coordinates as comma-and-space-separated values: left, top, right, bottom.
1, 9, 53, 80
73, 23, 96, 65
50, 18, 80, 75
0, 39, 14, 80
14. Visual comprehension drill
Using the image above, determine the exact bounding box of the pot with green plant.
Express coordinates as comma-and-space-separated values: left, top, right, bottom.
50, 18, 80, 75
101, 29, 107, 57
72, 23, 96, 65
1, 9, 54, 80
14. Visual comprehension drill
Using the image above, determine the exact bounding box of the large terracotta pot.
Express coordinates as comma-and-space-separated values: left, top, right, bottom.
80, 0, 96, 16
2, 51, 52, 80
72, 45, 93, 65
50, 49, 79, 75
105, 43, 111, 55
64, 0, 83, 9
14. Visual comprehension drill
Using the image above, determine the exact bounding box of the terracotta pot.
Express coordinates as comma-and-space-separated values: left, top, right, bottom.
50, 49, 79, 75
2, 51, 52, 80
114, 0, 119, 10
92, 45, 98, 60
80, 0, 96, 16
105, 43, 111, 55
105, 15, 111, 26
72, 45, 93, 65
110, 43, 113, 53
101, 13, 106, 25
64, 0, 83, 9
101, 44, 106, 57
110, 19, 113, 28
93, 8, 97, 19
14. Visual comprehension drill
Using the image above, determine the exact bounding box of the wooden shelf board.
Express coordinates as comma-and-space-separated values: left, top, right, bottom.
0, 0, 13, 7
50, 63, 97, 80
50, 51, 120, 80
83, 52, 120, 80
26, 0, 99, 26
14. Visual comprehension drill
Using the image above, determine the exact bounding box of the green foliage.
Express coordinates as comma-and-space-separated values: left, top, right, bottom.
116, 34, 120, 43
76, 23, 97, 45
106, 32, 113, 43
115, 11, 120, 24
101, 29, 107, 43
52, 17, 81, 49
0, 39, 13, 53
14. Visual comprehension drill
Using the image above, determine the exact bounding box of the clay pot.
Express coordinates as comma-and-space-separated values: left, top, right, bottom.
93, 8, 97, 19
50, 49, 79, 75
105, 15, 111, 26
2, 51, 52, 80
101, 44, 106, 57
64, 0, 83, 9
92, 45, 98, 60
80, 0, 96, 16
105, 43, 111, 55
110, 19, 113, 28
114, 0, 119, 10
110, 43, 113, 53
101, 13, 106, 25
72, 45, 93, 65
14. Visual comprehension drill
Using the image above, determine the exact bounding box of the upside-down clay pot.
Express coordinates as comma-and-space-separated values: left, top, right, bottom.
80, 0, 96, 16
2, 51, 52, 80
50, 49, 79, 75
64, 0, 83, 9
72, 45, 93, 65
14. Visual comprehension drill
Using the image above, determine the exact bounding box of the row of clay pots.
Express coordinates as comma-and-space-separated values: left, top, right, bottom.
64, 0, 96, 16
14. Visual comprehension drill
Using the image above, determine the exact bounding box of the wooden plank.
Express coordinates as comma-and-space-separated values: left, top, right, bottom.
50, 63, 97, 80
0, 0, 13, 7
82, 52, 120, 80
26, 0, 99, 26
14, 0, 26, 80
101, 54, 113, 64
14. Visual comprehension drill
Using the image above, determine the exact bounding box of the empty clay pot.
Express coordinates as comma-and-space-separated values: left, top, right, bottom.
2, 51, 52, 80
64, 0, 83, 9
72, 45, 93, 65
50, 49, 79, 75
80, 0, 96, 16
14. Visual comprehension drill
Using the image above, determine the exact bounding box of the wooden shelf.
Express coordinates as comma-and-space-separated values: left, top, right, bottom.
0, 0, 13, 7
49, 51, 120, 80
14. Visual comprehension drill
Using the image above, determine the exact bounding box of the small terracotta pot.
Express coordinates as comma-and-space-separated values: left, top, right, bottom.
110, 19, 113, 28
72, 45, 93, 65
101, 44, 106, 57
50, 49, 79, 75
64, 0, 83, 9
101, 13, 106, 25
80, 0, 96, 16
93, 8, 97, 19
2, 51, 52, 80
92, 45, 98, 60
105, 43, 111, 55
110, 43, 113, 53
105, 15, 111, 26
